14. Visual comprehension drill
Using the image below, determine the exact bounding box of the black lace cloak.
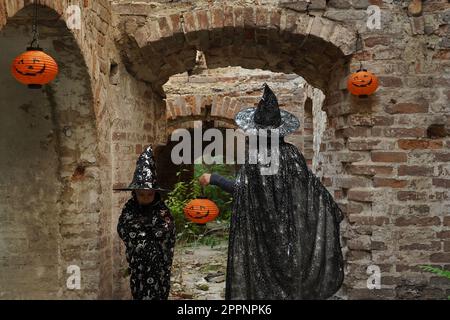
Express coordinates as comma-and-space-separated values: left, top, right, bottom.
117, 193, 176, 300
225, 141, 344, 300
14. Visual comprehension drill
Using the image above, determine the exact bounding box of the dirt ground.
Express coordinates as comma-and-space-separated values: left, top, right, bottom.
169, 241, 228, 300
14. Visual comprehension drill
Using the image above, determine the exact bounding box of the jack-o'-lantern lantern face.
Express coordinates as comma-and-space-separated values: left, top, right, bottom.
187, 206, 210, 220
184, 198, 219, 224
11, 49, 58, 88
351, 71, 373, 87
347, 69, 379, 97
15, 57, 46, 76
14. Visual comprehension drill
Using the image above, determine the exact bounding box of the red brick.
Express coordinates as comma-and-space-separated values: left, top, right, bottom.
348, 216, 389, 226
383, 128, 426, 138
223, 6, 234, 27
334, 190, 344, 200
243, 7, 255, 27
371, 152, 407, 163
348, 139, 383, 151
364, 36, 392, 47
444, 217, 450, 226
398, 165, 434, 176
444, 241, 450, 252
336, 177, 371, 188
184, 95, 197, 115
400, 242, 441, 251
328, 141, 344, 151
169, 14, 182, 33
437, 231, 450, 239
433, 179, 450, 188
373, 116, 394, 126
282, 12, 297, 32
347, 164, 393, 176
353, 51, 372, 61
373, 178, 408, 188
408, 205, 430, 214
378, 76, 403, 87
433, 49, 450, 60
395, 216, 440, 226
396, 264, 423, 273
430, 253, 450, 263
336, 152, 366, 162
336, 127, 371, 139
348, 114, 374, 126
399, 139, 443, 150
135, 144, 143, 155
183, 12, 197, 32
256, 7, 269, 27
321, 177, 332, 187
429, 192, 450, 201
385, 103, 429, 114
397, 191, 427, 201
158, 17, 172, 38
269, 9, 281, 28
371, 241, 388, 250
347, 250, 371, 260
434, 77, 450, 87
211, 8, 224, 29
347, 288, 395, 299
233, 7, 244, 27
347, 202, 364, 214
196, 10, 209, 30
348, 190, 373, 203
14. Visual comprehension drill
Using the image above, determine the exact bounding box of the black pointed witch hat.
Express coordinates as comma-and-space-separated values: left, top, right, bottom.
234, 84, 300, 136
113, 146, 169, 192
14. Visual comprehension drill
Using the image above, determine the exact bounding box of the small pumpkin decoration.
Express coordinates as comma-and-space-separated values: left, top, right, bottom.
11, 48, 59, 89
184, 197, 219, 224
347, 68, 379, 98
11, 1, 58, 89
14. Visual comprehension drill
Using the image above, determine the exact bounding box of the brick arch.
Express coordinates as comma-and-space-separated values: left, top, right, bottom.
166, 94, 242, 124
1, 0, 114, 123
0, 0, 63, 22
0, 2, 112, 299
118, 6, 357, 96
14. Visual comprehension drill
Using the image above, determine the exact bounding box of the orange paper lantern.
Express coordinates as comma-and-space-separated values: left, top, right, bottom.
11, 49, 58, 89
184, 197, 219, 224
347, 69, 379, 97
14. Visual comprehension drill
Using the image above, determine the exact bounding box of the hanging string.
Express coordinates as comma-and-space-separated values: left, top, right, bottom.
355, 31, 363, 71
29, 0, 40, 49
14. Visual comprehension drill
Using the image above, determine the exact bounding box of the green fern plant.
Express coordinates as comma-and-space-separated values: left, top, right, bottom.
419, 265, 450, 300
165, 162, 234, 244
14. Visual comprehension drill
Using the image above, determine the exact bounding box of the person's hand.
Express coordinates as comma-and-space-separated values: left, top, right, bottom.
199, 173, 211, 187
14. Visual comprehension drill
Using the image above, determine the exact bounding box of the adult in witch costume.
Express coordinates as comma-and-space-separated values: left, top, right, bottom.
115, 146, 176, 300
200, 84, 345, 300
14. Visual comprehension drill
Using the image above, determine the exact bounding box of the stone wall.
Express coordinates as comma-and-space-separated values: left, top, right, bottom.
0, 0, 117, 299
112, 0, 450, 300
0, 0, 448, 300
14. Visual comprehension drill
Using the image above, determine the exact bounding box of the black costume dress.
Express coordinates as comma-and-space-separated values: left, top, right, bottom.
117, 192, 176, 300
220, 140, 344, 300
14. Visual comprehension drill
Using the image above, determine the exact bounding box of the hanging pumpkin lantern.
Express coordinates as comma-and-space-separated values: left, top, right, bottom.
11, 49, 58, 89
11, 0, 58, 89
184, 197, 219, 224
347, 32, 378, 98
347, 68, 379, 98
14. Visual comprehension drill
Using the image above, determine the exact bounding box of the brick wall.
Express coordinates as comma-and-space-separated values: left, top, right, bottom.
0, 0, 448, 299
115, 0, 450, 299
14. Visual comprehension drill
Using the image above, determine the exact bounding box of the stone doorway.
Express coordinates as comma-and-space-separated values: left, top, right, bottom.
0, 4, 102, 299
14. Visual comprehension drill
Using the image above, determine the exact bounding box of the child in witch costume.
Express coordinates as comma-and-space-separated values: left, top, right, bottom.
200, 84, 345, 300
115, 146, 176, 300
